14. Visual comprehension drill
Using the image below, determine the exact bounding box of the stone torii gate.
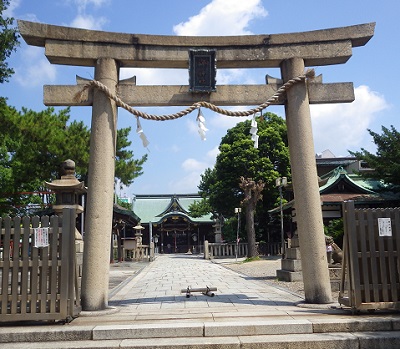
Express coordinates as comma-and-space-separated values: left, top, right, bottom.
18, 20, 375, 311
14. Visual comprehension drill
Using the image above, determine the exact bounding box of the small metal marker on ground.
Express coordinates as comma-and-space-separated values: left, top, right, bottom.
182, 286, 217, 298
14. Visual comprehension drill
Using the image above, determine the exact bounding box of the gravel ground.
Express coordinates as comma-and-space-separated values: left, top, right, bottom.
218, 256, 340, 301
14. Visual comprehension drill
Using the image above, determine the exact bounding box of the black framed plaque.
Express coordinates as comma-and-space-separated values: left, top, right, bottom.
189, 49, 217, 93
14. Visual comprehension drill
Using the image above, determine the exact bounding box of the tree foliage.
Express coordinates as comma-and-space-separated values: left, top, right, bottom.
350, 125, 400, 191
0, 0, 19, 83
193, 112, 291, 245
324, 218, 343, 248
0, 104, 147, 216
0, 3, 146, 217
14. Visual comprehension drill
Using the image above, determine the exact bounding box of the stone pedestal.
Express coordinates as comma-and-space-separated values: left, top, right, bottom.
276, 236, 303, 282
277, 235, 343, 292
329, 265, 342, 292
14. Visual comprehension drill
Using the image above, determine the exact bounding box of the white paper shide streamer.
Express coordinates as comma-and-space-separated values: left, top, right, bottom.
136, 117, 150, 148
250, 114, 258, 148
196, 108, 208, 141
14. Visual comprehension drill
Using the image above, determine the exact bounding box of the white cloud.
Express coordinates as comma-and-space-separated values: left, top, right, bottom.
310, 85, 388, 156
168, 170, 201, 193
206, 145, 220, 163
3, 0, 21, 17
67, 0, 109, 30
167, 158, 205, 192
217, 69, 259, 85
187, 119, 199, 136
69, 0, 109, 12
120, 68, 187, 85
69, 14, 107, 30
173, 0, 267, 36
15, 47, 57, 87
182, 158, 208, 172
22, 13, 40, 22
169, 147, 219, 192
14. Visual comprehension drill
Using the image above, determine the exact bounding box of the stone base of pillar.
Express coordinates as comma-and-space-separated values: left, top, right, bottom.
329, 267, 342, 292
276, 236, 343, 292
276, 236, 302, 282
276, 269, 303, 282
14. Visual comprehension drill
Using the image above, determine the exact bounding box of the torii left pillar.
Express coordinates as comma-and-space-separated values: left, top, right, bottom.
81, 58, 118, 310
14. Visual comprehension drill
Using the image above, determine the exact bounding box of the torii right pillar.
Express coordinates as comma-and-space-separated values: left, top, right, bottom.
281, 57, 332, 303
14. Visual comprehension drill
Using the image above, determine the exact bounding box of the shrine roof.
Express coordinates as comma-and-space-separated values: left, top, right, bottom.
269, 166, 400, 213
113, 203, 140, 224
319, 167, 377, 194
132, 194, 213, 224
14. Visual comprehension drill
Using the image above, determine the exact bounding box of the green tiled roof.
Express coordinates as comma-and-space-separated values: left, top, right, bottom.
269, 166, 400, 213
132, 194, 213, 224
318, 166, 398, 198
113, 203, 140, 223
319, 167, 375, 194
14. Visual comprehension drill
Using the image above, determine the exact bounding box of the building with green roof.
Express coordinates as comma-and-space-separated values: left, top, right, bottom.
270, 154, 400, 235
132, 194, 216, 253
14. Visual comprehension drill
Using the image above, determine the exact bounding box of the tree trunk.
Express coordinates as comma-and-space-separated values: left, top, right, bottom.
239, 177, 264, 258
245, 201, 257, 257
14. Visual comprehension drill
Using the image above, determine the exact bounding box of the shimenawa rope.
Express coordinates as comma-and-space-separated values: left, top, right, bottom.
74, 69, 315, 121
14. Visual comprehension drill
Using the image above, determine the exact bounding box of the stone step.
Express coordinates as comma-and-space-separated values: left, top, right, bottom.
1, 317, 399, 344
1, 331, 400, 349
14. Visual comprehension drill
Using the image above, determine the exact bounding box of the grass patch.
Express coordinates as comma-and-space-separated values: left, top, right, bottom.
243, 256, 260, 263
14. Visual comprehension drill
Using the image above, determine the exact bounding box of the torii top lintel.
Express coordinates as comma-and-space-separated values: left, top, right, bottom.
18, 20, 375, 69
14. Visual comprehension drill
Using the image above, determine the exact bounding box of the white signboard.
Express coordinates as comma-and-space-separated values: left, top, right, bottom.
378, 218, 392, 237
34, 227, 49, 247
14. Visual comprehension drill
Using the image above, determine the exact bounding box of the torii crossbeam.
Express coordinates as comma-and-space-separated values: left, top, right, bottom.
18, 20, 375, 310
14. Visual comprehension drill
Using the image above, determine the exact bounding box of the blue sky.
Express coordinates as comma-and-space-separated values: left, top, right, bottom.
1, 0, 399, 197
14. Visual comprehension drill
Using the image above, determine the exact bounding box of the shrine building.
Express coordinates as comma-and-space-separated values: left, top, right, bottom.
132, 194, 216, 254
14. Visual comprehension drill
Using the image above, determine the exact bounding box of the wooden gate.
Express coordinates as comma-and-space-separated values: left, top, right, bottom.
339, 201, 400, 312
0, 209, 81, 322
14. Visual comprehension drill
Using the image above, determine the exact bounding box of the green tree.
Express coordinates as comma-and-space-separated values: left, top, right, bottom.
324, 218, 343, 248
194, 112, 291, 255
0, 0, 19, 83
188, 196, 213, 218
0, 105, 146, 216
350, 125, 400, 191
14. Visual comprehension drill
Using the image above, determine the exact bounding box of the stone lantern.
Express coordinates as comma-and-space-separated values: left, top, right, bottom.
133, 223, 145, 246
45, 159, 87, 240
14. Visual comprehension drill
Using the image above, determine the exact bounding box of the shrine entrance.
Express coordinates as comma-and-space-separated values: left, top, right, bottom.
18, 20, 375, 311
132, 194, 214, 255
